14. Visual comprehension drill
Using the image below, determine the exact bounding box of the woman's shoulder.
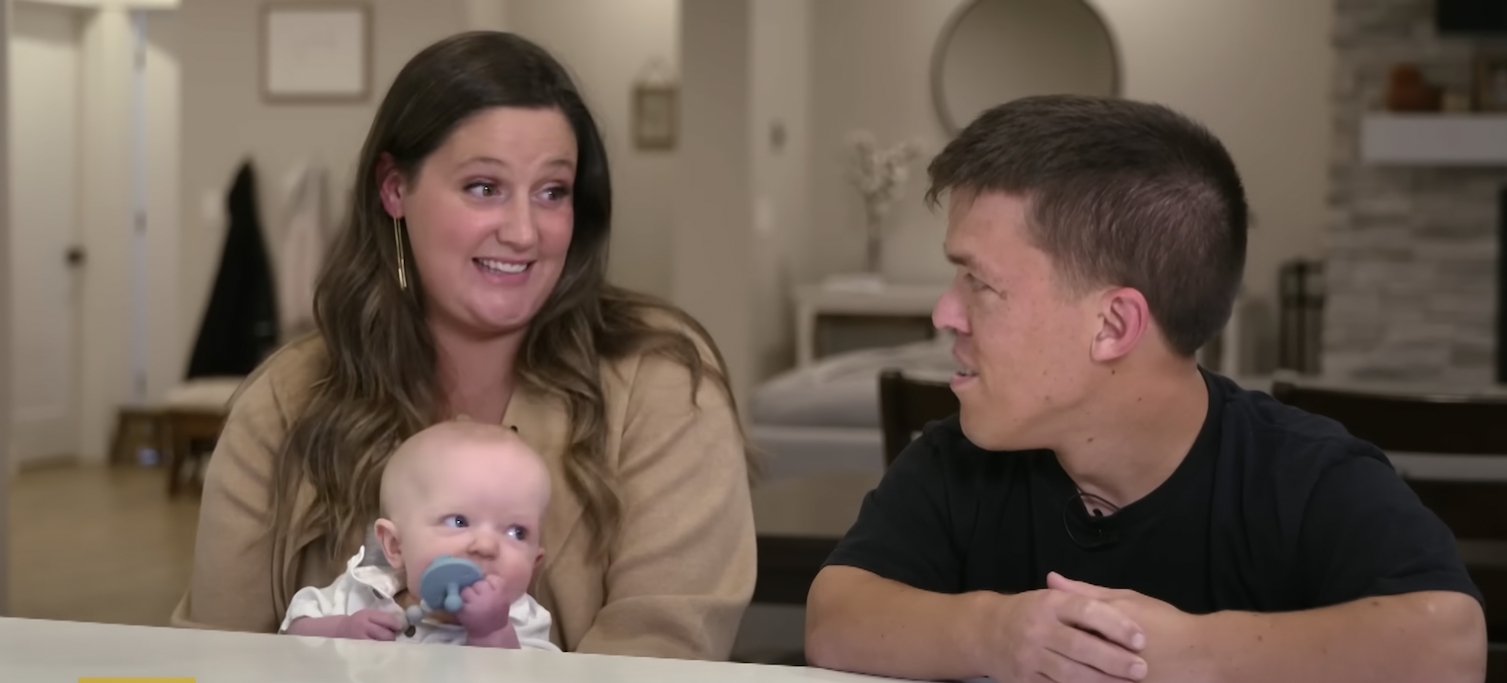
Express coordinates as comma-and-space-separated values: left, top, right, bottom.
600, 295, 724, 383
231, 333, 330, 422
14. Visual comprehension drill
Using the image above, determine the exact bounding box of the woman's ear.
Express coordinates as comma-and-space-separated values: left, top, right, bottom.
374, 518, 404, 570
375, 152, 406, 220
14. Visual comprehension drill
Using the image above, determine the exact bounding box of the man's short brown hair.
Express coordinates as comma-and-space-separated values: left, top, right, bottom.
926, 95, 1248, 357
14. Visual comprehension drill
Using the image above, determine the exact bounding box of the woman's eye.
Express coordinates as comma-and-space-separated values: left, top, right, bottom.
507, 525, 528, 541
466, 183, 499, 198
443, 515, 468, 528
539, 185, 571, 203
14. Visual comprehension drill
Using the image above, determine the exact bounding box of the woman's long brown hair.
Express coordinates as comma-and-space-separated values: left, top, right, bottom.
267, 31, 751, 564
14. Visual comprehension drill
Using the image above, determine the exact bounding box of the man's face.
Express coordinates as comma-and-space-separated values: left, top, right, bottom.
933, 192, 1103, 452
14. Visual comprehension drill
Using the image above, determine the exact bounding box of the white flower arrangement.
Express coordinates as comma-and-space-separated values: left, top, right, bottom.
844, 130, 922, 273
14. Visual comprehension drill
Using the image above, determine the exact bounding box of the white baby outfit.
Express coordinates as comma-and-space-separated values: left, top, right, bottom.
278, 545, 559, 651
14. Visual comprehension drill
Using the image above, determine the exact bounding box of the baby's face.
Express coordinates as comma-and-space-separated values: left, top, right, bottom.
380, 436, 550, 608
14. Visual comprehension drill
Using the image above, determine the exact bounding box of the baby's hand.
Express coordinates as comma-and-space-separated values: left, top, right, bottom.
335, 609, 404, 641
455, 575, 514, 642
287, 610, 402, 641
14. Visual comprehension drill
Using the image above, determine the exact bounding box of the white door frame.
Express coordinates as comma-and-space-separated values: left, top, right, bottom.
0, 0, 17, 617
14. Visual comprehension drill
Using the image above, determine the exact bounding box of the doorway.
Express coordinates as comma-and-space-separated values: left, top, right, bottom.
8, 0, 85, 468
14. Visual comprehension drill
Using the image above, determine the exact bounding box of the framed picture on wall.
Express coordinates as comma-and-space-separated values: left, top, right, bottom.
633, 84, 678, 151
261, 2, 372, 103
1474, 52, 1507, 111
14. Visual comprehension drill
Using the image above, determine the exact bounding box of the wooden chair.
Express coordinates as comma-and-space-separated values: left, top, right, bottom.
1270, 381, 1507, 677
877, 368, 959, 468
163, 408, 229, 496
109, 405, 168, 466
160, 377, 243, 496
749, 369, 958, 613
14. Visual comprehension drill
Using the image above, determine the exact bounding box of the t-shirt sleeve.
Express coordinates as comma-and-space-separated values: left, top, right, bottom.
822, 424, 964, 594
1297, 449, 1483, 607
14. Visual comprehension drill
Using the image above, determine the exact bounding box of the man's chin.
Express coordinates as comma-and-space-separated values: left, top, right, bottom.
959, 412, 1013, 452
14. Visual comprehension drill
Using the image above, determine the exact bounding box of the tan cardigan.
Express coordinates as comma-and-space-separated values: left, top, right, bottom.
168, 333, 757, 660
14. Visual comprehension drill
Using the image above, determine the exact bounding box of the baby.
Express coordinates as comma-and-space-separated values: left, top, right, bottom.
279, 420, 558, 650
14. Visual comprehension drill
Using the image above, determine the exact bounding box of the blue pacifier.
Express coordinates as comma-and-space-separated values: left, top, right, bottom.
403, 555, 483, 625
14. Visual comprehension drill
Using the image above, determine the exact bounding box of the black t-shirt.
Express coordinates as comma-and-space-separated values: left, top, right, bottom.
825, 370, 1482, 613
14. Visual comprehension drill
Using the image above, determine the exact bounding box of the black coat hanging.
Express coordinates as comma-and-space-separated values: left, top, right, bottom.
186, 159, 280, 379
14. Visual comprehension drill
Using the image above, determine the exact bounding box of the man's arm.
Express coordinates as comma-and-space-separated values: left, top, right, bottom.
805, 566, 995, 680
807, 566, 1149, 683
1051, 569, 1485, 683
1195, 591, 1484, 683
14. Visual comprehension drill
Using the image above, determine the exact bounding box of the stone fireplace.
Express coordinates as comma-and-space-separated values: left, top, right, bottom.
1325, 0, 1507, 384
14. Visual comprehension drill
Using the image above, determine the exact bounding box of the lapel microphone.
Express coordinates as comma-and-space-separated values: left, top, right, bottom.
1063, 490, 1121, 550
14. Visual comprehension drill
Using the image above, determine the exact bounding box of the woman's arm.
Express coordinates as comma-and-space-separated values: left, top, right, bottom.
571, 349, 757, 660
168, 364, 296, 632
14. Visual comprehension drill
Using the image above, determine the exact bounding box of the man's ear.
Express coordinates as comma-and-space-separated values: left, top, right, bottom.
374, 518, 404, 570
1089, 287, 1150, 363
375, 152, 406, 220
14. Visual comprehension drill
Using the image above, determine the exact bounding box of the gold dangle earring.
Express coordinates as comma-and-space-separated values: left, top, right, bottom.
392, 216, 409, 291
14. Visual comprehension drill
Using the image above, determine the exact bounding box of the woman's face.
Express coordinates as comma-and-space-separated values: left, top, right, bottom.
380, 106, 578, 339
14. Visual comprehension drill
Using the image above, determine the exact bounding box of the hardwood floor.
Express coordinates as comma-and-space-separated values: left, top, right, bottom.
8, 463, 199, 626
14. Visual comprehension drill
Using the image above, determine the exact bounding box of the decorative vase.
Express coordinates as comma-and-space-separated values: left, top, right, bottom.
864, 215, 884, 275
1386, 63, 1442, 112
844, 130, 922, 281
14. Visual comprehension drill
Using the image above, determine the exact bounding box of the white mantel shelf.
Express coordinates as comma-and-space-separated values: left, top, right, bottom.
1360, 113, 1507, 166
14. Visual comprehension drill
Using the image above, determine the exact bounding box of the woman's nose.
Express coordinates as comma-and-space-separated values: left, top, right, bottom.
494, 202, 540, 250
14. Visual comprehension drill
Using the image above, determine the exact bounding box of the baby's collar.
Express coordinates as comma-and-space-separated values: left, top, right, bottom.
344, 546, 405, 600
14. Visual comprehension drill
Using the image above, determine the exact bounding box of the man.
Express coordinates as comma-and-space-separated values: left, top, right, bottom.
804, 95, 1485, 683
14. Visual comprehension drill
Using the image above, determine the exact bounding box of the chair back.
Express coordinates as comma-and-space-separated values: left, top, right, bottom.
1270, 381, 1507, 647
877, 369, 960, 468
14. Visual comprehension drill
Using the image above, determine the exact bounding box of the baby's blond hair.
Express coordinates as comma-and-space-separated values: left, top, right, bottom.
378, 421, 539, 519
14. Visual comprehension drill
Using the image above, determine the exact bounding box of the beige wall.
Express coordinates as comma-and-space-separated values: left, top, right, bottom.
673, 0, 755, 409
1099, 0, 1332, 371
749, 0, 812, 379
506, 0, 679, 301
807, 0, 1333, 373
177, 0, 468, 358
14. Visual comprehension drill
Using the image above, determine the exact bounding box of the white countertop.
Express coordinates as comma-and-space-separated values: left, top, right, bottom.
0, 617, 900, 683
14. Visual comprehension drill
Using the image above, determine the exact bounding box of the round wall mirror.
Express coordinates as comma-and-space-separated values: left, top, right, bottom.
931, 0, 1120, 135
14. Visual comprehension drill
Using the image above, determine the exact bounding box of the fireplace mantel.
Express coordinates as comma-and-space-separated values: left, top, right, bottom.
1360, 113, 1507, 166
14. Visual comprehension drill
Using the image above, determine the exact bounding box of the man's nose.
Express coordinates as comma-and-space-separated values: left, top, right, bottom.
933, 285, 968, 336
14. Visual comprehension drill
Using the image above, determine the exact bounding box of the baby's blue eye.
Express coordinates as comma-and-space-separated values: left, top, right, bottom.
508, 525, 528, 541
443, 515, 468, 528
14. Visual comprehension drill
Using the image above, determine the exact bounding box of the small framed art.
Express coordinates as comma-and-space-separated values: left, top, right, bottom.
261, 2, 372, 103
633, 84, 678, 151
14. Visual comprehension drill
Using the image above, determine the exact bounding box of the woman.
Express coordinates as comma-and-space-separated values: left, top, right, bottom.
170, 31, 758, 661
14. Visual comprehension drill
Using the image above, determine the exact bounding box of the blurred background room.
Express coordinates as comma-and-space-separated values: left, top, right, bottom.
2, 0, 1507, 667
